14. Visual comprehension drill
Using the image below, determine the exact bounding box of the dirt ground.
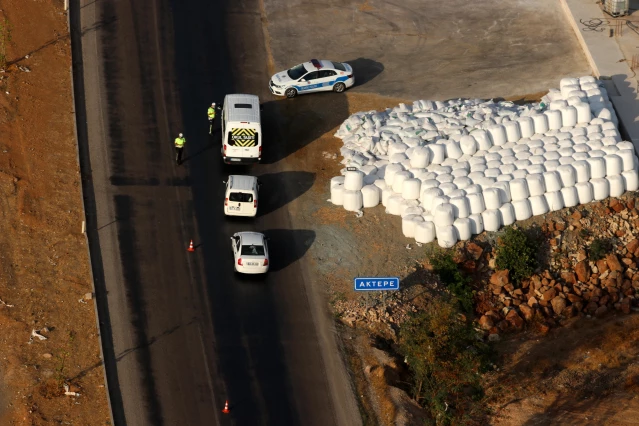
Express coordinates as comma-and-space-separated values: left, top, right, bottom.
279, 90, 639, 425
0, 0, 109, 425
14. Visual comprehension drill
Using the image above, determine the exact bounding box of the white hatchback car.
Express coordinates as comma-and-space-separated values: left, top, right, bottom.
269, 59, 354, 98
231, 232, 270, 274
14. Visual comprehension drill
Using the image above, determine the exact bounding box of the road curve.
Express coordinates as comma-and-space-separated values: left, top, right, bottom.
71, 0, 360, 425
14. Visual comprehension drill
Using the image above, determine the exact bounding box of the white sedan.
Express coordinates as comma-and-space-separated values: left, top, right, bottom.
269, 59, 354, 98
231, 232, 270, 274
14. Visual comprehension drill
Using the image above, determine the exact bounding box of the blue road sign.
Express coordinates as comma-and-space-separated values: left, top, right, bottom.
354, 277, 400, 291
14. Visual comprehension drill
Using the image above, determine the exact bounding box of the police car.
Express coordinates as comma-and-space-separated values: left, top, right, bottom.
269, 59, 354, 98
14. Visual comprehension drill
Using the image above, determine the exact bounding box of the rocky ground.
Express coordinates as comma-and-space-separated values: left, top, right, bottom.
281, 88, 639, 424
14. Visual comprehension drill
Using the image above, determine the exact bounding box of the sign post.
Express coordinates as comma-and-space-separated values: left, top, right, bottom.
354, 277, 400, 309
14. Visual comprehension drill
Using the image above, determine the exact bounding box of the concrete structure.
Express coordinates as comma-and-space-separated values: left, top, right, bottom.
561, 0, 639, 149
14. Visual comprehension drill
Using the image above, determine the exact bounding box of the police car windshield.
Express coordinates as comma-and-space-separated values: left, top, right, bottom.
331, 62, 346, 71
287, 64, 307, 80
241, 244, 265, 256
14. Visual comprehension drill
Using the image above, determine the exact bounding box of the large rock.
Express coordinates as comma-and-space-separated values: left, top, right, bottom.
575, 260, 591, 283
506, 309, 524, 329
518, 304, 535, 321
561, 272, 577, 285
596, 259, 609, 274
542, 288, 557, 302
594, 305, 608, 318
490, 270, 510, 287
606, 254, 623, 272
566, 293, 583, 304
466, 242, 484, 260
478, 315, 494, 330
551, 296, 567, 315
528, 296, 539, 307
627, 239, 639, 255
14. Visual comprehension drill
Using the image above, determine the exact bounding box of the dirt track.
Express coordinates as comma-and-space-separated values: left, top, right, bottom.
0, 1, 109, 424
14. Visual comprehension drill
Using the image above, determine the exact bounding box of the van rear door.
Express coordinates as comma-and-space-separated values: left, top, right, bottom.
227, 128, 259, 159
228, 191, 255, 215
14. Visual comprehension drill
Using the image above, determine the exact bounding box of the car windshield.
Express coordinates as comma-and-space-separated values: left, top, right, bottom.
287, 64, 307, 80
241, 244, 265, 256
229, 192, 253, 203
331, 61, 346, 71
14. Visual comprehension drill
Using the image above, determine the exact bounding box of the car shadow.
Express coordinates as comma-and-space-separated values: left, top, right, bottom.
257, 171, 315, 217
344, 57, 384, 88
260, 92, 349, 164
262, 229, 316, 273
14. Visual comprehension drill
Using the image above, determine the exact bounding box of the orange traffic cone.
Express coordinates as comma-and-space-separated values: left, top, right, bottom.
187, 240, 195, 252
222, 400, 230, 414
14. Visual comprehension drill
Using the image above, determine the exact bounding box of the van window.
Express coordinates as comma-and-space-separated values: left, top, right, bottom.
241, 244, 265, 256
229, 192, 253, 203
234, 103, 252, 109
228, 130, 259, 147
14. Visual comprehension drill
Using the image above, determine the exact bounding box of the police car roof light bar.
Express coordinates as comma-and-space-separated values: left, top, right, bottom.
311, 59, 322, 69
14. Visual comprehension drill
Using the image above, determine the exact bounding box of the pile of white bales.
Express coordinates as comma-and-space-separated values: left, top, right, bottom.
329, 76, 639, 248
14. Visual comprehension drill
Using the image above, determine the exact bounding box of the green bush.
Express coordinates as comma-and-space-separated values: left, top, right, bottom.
398, 299, 491, 425
589, 238, 611, 261
429, 251, 474, 313
495, 227, 538, 285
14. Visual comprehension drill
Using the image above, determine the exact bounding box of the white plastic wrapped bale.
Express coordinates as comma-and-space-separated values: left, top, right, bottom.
556, 164, 577, 187
492, 181, 512, 203
572, 160, 591, 183
402, 179, 421, 200
575, 181, 594, 204
467, 192, 486, 215
545, 191, 565, 211
402, 215, 424, 238
466, 214, 482, 234
603, 154, 623, 176
454, 218, 472, 241
362, 185, 381, 208
473, 129, 493, 151
331, 176, 345, 188
374, 179, 388, 191
421, 187, 444, 212
561, 186, 579, 207
497, 203, 514, 226
460, 135, 478, 156
608, 175, 625, 197
488, 125, 507, 146
586, 157, 606, 179
433, 203, 456, 227
331, 183, 345, 206
512, 198, 533, 220
384, 164, 405, 186
503, 121, 521, 143
622, 169, 639, 191
410, 146, 431, 168
529, 195, 549, 215
617, 149, 637, 169
414, 221, 436, 244
482, 209, 501, 232
343, 170, 364, 191
560, 106, 578, 127
532, 114, 549, 134
439, 182, 458, 196
343, 190, 363, 212
591, 178, 610, 201
510, 178, 530, 201
430, 144, 446, 165
449, 196, 471, 219
392, 171, 413, 193
542, 171, 563, 192
436, 225, 458, 248
483, 188, 503, 210
526, 174, 546, 197
403, 206, 425, 218
386, 195, 404, 215
545, 109, 563, 130
445, 141, 463, 159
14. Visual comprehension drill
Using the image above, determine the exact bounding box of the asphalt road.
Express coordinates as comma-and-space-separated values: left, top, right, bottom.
71, 0, 359, 425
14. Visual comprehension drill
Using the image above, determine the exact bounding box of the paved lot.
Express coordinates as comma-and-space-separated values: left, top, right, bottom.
263, 0, 591, 100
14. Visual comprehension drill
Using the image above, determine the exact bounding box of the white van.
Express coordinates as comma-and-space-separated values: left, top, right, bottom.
223, 175, 260, 217
221, 94, 262, 164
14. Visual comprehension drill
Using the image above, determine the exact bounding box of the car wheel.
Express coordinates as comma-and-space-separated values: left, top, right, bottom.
333, 82, 346, 93
285, 88, 297, 98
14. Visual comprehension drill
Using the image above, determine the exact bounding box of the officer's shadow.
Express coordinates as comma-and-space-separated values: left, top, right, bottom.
182, 129, 220, 163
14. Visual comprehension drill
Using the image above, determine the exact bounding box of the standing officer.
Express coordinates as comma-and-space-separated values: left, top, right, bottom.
208, 102, 217, 135
175, 133, 186, 165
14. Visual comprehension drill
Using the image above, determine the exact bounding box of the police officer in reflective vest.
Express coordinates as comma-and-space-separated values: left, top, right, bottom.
175, 133, 186, 165
208, 102, 217, 134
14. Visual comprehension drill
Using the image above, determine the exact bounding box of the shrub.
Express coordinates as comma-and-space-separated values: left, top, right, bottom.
398, 299, 491, 425
589, 238, 611, 261
495, 227, 538, 285
429, 250, 474, 313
